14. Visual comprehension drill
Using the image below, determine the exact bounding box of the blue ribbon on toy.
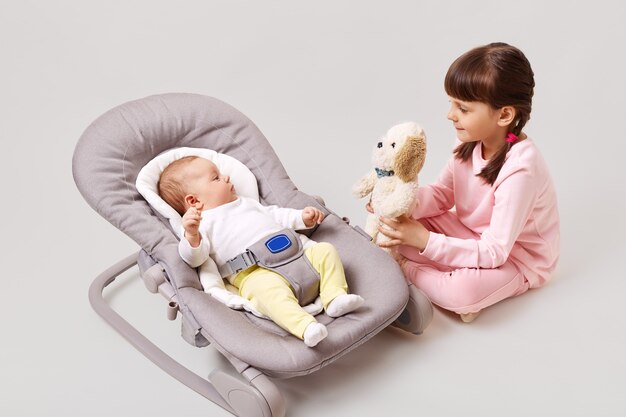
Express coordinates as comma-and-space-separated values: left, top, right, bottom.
375, 167, 395, 178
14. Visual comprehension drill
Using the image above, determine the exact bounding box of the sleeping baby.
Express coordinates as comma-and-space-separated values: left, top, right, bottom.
158, 156, 364, 347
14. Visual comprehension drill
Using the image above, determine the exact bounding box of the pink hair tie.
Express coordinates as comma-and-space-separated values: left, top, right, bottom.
506, 132, 518, 143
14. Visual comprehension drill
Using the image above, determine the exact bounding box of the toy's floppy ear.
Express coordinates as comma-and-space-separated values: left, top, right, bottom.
394, 132, 427, 182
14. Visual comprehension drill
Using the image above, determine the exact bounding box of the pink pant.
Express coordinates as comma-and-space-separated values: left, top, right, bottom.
398, 211, 529, 314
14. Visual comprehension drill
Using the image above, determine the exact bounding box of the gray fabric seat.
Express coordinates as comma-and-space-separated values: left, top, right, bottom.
73, 93, 411, 379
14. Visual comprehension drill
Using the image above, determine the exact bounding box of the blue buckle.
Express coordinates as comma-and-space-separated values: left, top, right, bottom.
265, 234, 292, 253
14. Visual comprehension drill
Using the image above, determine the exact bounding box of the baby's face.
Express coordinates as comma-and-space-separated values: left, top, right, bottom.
185, 158, 237, 209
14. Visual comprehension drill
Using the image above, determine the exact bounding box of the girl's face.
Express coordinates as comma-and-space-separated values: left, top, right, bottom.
447, 97, 502, 143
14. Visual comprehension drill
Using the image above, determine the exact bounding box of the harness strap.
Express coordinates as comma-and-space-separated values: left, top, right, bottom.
218, 251, 257, 277
218, 229, 321, 305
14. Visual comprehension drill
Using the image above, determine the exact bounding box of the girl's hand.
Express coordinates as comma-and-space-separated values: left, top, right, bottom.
377, 214, 430, 251
365, 201, 374, 214
182, 202, 203, 247
302, 207, 325, 227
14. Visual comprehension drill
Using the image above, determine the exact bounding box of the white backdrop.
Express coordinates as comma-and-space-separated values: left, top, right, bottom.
2, 1, 625, 416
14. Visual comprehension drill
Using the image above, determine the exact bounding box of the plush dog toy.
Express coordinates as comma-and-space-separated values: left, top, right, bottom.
352, 122, 427, 251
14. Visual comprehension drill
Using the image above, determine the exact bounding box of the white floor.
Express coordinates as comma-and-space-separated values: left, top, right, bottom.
2, 1, 625, 416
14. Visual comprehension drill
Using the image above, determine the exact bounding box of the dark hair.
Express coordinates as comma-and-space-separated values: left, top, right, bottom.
445, 42, 535, 185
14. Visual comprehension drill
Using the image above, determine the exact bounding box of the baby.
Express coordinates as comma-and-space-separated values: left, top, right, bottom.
158, 156, 364, 347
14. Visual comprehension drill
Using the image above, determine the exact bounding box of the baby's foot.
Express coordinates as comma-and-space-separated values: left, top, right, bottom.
326, 294, 365, 318
303, 322, 328, 347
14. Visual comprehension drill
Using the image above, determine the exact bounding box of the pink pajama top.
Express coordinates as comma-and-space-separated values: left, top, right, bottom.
413, 138, 560, 288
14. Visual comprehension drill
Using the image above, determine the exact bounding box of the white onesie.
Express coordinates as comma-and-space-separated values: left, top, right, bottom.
178, 196, 314, 285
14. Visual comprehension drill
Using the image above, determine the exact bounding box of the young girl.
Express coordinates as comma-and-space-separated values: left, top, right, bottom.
375, 42, 560, 322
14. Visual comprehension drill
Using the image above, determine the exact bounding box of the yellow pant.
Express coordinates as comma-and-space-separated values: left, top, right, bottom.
233, 242, 348, 339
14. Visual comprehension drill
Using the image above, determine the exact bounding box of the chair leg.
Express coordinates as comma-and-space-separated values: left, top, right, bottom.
90, 252, 236, 415
209, 369, 286, 417
392, 283, 434, 334
245, 369, 286, 417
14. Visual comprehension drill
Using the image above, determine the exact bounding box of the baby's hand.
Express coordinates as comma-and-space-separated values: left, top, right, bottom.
302, 207, 325, 227
182, 202, 203, 246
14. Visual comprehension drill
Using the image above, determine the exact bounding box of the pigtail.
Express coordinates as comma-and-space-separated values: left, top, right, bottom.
453, 142, 476, 162
453, 140, 510, 185
454, 112, 530, 185
479, 112, 530, 184
479, 143, 511, 184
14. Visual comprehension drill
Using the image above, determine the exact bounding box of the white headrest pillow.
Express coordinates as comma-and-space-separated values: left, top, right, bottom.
136, 147, 259, 236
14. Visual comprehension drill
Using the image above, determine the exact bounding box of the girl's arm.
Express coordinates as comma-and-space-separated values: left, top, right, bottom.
421, 167, 538, 269
411, 157, 455, 220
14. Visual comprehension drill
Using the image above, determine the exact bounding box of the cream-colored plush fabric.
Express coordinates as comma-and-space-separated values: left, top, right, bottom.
352, 122, 427, 252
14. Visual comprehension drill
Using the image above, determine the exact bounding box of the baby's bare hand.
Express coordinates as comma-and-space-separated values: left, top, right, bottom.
302, 207, 325, 227
182, 203, 203, 234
